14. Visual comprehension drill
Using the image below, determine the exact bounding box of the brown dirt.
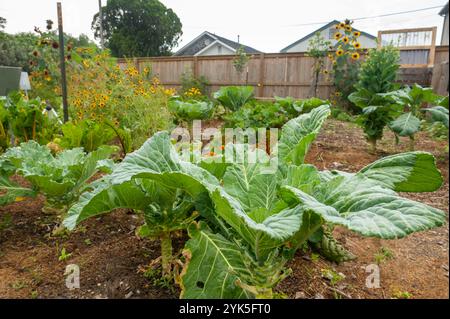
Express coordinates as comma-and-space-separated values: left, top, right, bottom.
0, 119, 448, 299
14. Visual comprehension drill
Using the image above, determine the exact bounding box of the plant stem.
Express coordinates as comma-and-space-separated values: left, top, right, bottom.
255, 287, 273, 299
368, 138, 377, 154
409, 136, 415, 151
160, 232, 173, 278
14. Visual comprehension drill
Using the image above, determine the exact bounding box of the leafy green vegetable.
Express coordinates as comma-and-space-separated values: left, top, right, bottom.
0, 141, 116, 210
168, 98, 214, 122
214, 86, 254, 111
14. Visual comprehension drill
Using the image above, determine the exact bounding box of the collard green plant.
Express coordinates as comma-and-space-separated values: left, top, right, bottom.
64, 104, 445, 299
348, 45, 401, 152
0, 141, 116, 212
214, 86, 254, 111
381, 84, 445, 150
168, 97, 214, 122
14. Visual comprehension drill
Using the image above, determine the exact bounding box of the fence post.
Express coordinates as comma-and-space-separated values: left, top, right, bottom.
193, 56, 199, 78
258, 53, 265, 98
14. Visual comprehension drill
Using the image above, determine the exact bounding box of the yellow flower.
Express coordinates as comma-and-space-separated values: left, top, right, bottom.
334, 32, 342, 40
353, 42, 361, 49
342, 36, 349, 44
353, 31, 361, 37
339, 22, 346, 28
15, 197, 26, 202
336, 49, 344, 56
335, 24, 341, 30
334, 91, 342, 97
345, 25, 352, 32
323, 70, 329, 74
351, 52, 360, 60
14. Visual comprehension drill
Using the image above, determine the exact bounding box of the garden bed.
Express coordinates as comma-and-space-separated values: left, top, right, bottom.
0, 118, 448, 299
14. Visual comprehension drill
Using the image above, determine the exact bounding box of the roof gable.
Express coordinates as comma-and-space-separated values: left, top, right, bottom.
280, 20, 377, 53
175, 31, 262, 56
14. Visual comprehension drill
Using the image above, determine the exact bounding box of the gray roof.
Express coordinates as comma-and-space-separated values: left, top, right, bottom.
280, 20, 377, 53
174, 31, 262, 56
439, 2, 449, 16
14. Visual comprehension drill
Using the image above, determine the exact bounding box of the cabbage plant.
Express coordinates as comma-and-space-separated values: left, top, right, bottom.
213, 86, 254, 111
0, 141, 115, 212
64, 105, 445, 298
168, 97, 214, 122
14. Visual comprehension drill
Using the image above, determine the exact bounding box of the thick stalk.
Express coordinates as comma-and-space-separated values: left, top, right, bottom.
368, 138, 377, 154
409, 136, 415, 151
255, 287, 273, 299
160, 232, 173, 278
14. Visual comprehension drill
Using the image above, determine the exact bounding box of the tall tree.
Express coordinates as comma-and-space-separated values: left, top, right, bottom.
92, 0, 182, 57
0, 16, 6, 30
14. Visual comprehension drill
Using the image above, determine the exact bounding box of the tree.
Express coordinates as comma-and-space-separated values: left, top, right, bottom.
0, 17, 6, 30
92, 0, 182, 57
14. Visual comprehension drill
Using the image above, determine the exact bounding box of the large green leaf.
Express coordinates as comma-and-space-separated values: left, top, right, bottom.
222, 146, 277, 212
423, 106, 449, 128
358, 152, 443, 192
280, 174, 445, 239
63, 178, 154, 230
0, 176, 35, 206
278, 104, 330, 165
390, 112, 421, 137
211, 188, 302, 259
110, 132, 220, 196
180, 222, 251, 299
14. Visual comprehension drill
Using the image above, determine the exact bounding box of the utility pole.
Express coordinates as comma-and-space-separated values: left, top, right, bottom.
98, 0, 104, 49
57, 2, 69, 123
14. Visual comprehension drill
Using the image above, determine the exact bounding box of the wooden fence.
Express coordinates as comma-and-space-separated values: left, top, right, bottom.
118, 45, 449, 99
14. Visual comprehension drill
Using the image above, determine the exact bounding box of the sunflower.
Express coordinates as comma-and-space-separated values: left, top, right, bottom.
353, 31, 361, 37
336, 49, 344, 56
52, 41, 59, 49
323, 70, 329, 74
353, 42, 361, 49
327, 53, 334, 59
334, 91, 342, 97
334, 32, 343, 40
342, 36, 349, 44
351, 52, 360, 60
335, 24, 341, 30
339, 22, 346, 28
345, 25, 352, 32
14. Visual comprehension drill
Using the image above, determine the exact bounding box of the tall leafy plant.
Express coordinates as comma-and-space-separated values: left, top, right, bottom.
348, 45, 401, 153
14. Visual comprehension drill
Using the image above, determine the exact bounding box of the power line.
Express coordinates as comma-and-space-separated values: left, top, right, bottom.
286, 5, 444, 27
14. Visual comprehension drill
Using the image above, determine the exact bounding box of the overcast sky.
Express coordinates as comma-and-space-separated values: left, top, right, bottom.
1, 0, 448, 53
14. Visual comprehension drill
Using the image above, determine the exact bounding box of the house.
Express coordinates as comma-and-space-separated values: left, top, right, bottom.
439, 2, 449, 45
174, 31, 262, 56
280, 20, 377, 53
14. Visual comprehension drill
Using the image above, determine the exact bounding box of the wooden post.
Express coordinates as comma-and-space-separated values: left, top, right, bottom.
258, 53, 265, 97
429, 26, 437, 67
98, 0, 104, 49
57, 2, 69, 123
193, 56, 199, 78
377, 31, 382, 49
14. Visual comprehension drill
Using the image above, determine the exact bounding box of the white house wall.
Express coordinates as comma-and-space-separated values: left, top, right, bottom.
441, 13, 449, 45
197, 43, 235, 56
284, 27, 377, 53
